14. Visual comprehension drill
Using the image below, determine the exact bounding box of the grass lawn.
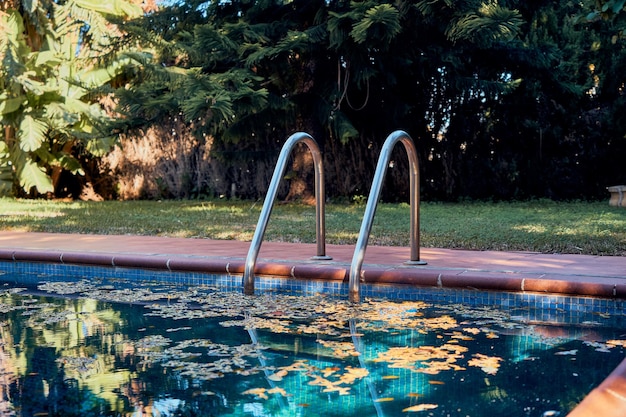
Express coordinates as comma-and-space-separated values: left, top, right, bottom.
0, 198, 624, 256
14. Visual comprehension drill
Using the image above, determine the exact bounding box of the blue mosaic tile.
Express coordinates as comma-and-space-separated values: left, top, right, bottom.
1, 260, 625, 316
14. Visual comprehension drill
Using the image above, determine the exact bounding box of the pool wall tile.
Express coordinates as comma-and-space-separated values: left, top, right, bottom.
1, 260, 626, 317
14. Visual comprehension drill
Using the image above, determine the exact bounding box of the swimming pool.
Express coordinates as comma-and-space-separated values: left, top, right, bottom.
1, 261, 625, 416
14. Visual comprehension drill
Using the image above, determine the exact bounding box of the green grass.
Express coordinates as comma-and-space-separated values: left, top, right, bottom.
0, 198, 624, 255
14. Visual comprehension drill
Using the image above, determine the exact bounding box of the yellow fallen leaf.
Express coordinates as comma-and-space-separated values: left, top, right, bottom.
267, 387, 289, 397
242, 388, 268, 399
267, 369, 288, 381
322, 366, 339, 377
468, 353, 502, 375
403, 404, 438, 412
374, 397, 395, 402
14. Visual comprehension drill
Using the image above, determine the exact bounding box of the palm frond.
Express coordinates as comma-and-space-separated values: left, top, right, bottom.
446, 3, 524, 46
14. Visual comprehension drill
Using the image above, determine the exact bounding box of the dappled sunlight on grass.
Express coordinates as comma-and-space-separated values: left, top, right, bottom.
4, 210, 65, 219
209, 230, 254, 241
0, 198, 624, 255
512, 224, 548, 234
326, 231, 359, 245
179, 202, 255, 216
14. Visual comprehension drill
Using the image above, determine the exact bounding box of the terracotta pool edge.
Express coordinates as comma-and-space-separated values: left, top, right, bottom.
1, 248, 624, 299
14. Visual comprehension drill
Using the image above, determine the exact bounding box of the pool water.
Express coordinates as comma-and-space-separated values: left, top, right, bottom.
1, 275, 625, 417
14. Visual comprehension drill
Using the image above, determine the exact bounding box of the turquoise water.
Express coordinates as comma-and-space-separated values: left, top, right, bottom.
0, 273, 625, 416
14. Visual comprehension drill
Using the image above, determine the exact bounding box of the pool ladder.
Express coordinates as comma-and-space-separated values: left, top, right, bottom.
243, 130, 426, 300
243, 132, 331, 295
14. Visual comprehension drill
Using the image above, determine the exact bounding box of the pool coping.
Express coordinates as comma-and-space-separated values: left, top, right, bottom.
1, 246, 625, 299
1, 231, 625, 416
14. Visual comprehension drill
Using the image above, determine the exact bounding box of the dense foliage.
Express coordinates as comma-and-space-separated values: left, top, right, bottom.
0, 0, 147, 196
2, 0, 626, 200
111, 0, 626, 201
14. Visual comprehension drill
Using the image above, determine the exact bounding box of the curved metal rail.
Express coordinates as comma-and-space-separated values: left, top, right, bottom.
349, 130, 426, 302
243, 132, 331, 295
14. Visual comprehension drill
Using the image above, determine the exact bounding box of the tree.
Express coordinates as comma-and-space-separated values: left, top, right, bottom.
114, 0, 529, 199
112, 0, 621, 201
0, 0, 146, 197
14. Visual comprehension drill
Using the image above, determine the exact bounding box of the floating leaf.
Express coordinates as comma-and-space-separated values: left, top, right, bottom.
403, 404, 438, 412
242, 388, 268, 400
373, 345, 467, 375
267, 387, 289, 397
468, 353, 502, 375
166, 327, 192, 332
268, 369, 289, 381
317, 339, 360, 358
375, 397, 395, 402
555, 350, 578, 356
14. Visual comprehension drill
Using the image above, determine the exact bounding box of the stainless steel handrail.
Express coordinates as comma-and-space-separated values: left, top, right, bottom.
349, 130, 426, 302
243, 132, 331, 295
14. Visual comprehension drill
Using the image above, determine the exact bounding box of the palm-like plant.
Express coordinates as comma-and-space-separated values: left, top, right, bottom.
0, 0, 145, 196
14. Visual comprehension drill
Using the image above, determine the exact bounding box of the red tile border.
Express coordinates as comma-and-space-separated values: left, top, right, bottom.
13, 250, 63, 263
59, 252, 116, 266
292, 264, 347, 281
361, 267, 440, 286
440, 272, 524, 292
225, 260, 245, 275
111, 254, 170, 270
254, 262, 294, 277
522, 277, 618, 298
166, 257, 229, 273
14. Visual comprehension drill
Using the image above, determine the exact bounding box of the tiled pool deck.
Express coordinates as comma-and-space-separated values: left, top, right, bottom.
0, 230, 624, 416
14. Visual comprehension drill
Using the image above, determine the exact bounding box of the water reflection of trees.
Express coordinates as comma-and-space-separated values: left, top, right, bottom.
1, 290, 242, 415
0, 292, 147, 415
1, 287, 626, 416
